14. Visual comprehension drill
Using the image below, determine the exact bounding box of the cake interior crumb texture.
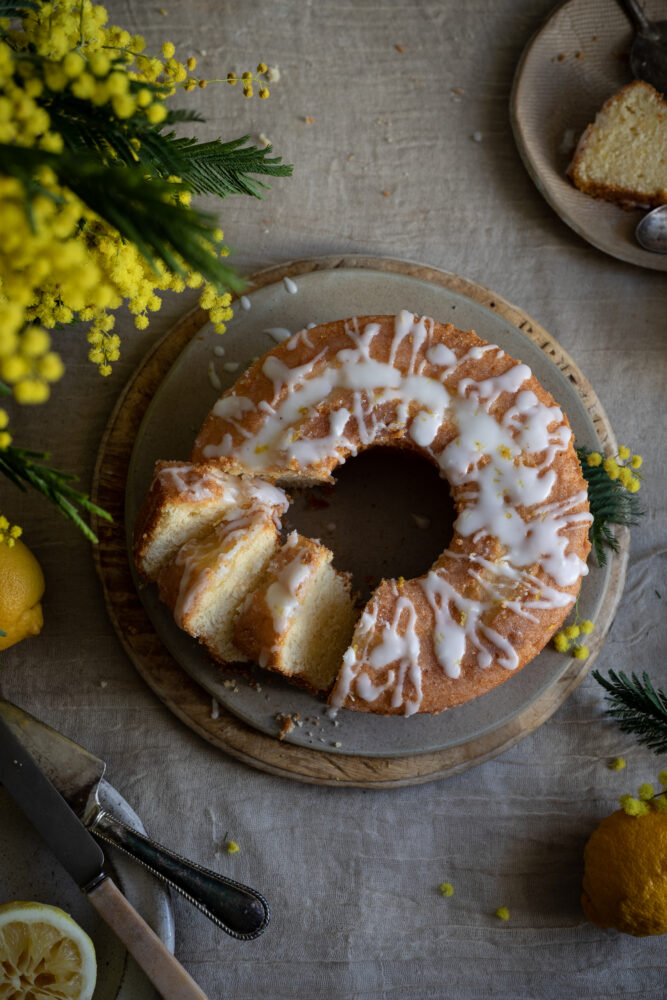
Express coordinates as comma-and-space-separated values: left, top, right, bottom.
278, 562, 357, 693
160, 515, 280, 663
140, 501, 231, 580
568, 80, 667, 207
198, 520, 280, 664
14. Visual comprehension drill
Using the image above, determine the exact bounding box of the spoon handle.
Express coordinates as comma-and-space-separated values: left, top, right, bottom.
619, 0, 660, 38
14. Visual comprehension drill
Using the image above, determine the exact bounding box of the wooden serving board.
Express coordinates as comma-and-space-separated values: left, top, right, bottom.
91, 256, 628, 788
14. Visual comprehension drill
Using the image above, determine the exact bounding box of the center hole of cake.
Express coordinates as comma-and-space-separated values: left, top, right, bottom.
284, 448, 456, 604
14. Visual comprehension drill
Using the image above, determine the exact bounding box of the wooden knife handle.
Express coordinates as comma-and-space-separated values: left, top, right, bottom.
87, 876, 209, 1000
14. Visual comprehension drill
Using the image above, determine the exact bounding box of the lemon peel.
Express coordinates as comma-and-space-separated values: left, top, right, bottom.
582, 809, 667, 935
0, 537, 45, 650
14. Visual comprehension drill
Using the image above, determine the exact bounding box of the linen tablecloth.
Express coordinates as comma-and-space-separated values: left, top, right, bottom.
2, 2, 666, 997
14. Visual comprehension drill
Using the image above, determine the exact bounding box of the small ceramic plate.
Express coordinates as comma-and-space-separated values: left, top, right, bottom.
126, 264, 612, 760
511, 0, 667, 271
1, 780, 174, 1000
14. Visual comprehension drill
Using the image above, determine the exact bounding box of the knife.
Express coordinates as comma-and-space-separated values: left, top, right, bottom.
0, 706, 210, 1000
0, 699, 269, 942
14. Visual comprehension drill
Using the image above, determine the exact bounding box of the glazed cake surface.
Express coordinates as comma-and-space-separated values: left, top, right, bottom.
186, 311, 591, 716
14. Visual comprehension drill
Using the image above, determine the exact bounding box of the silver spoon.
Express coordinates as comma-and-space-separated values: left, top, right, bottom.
619, 0, 667, 93
636, 204, 667, 252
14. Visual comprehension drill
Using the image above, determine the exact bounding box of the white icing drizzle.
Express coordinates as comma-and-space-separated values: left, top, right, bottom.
264, 327, 293, 343
286, 327, 314, 351
155, 461, 288, 523
172, 514, 255, 624
207, 361, 221, 391
265, 531, 314, 634
282, 276, 298, 294
200, 310, 591, 714
240, 295, 251, 311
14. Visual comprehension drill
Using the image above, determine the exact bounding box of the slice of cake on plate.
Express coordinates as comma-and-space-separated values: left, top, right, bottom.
234, 531, 357, 694
568, 80, 667, 208
157, 510, 282, 663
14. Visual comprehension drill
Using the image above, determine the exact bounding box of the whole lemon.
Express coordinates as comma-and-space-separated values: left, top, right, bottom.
582, 808, 667, 936
0, 538, 45, 651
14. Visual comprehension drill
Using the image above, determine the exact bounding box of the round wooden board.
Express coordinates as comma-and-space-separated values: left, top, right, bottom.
91, 256, 628, 788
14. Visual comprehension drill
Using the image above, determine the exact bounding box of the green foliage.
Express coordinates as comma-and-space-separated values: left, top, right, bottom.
162, 135, 293, 198
0, 142, 244, 291
0, 1, 38, 19
0, 443, 112, 543
44, 92, 292, 199
577, 447, 643, 566
593, 669, 667, 756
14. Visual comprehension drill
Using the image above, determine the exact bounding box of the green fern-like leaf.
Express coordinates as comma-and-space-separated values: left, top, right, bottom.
42, 91, 292, 198
159, 134, 293, 198
593, 669, 667, 755
577, 448, 643, 566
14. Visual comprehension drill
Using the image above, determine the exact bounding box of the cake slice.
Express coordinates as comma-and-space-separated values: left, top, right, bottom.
157, 511, 281, 663
133, 460, 288, 581
234, 531, 358, 693
568, 80, 667, 208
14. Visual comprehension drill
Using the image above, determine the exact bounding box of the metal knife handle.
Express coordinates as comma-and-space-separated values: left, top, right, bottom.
87, 876, 209, 1000
90, 810, 269, 940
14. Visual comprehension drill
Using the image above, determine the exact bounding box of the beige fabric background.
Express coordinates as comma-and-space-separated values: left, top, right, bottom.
2, 1, 666, 997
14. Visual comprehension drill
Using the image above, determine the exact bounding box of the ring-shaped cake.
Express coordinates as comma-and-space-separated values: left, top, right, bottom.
182, 311, 592, 715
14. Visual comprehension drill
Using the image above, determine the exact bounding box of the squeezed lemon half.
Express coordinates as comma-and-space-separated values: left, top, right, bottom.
0, 901, 97, 1000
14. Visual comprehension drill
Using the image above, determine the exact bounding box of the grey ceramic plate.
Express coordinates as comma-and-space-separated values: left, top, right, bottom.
1, 779, 174, 1000
126, 265, 608, 759
511, 0, 667, 272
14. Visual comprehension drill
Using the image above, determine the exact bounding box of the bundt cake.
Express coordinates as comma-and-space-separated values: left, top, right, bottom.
135, 311, 592, 717
568, 80, 667, 209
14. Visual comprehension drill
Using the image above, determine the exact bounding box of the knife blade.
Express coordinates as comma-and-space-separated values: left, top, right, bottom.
0, 709, 208, 1000
0, 699, 269, 940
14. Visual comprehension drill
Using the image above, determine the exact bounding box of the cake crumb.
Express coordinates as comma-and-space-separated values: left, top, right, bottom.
223, 361, 240, 373
303, 116, 315, 124
266, 65, 281, 83
333, 741, 342, 748
275, 712, 301, 740
258, 132, 271, 148
395, 43, 404, 53
381, 189, 391, 196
